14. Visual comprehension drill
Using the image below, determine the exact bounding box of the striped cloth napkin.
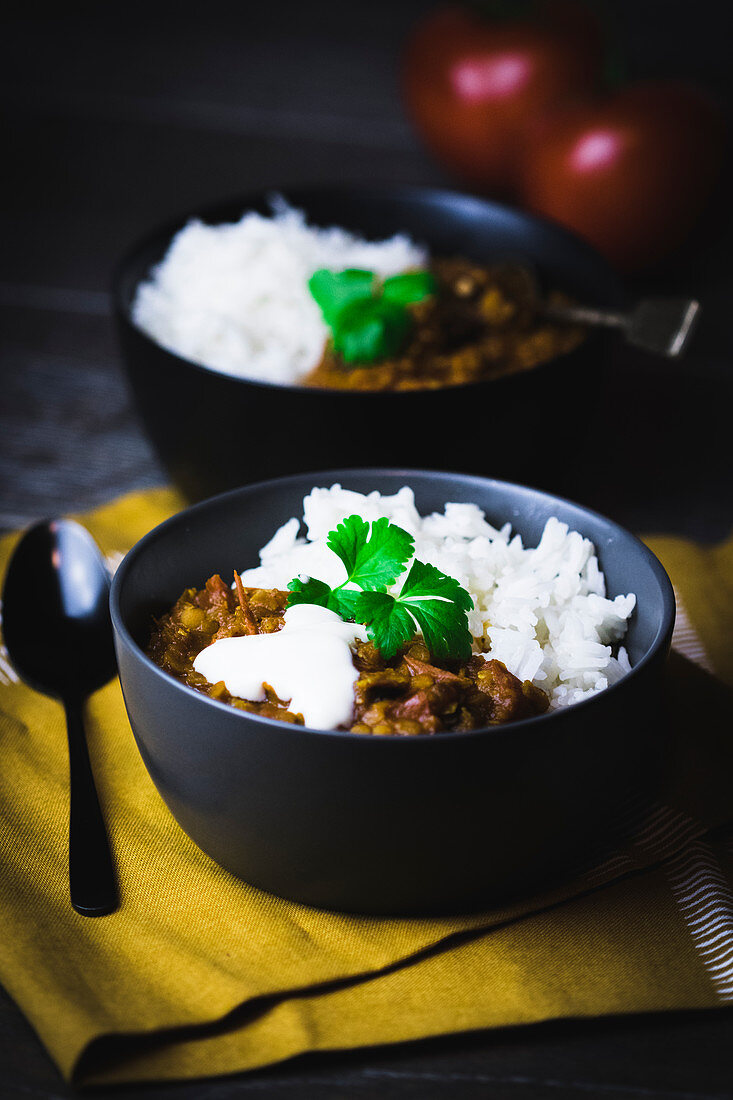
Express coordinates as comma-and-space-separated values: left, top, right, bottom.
0, 488, 731, 1086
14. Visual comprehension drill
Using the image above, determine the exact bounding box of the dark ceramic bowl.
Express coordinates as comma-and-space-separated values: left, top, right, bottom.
112, 186, 624, 501
110, 469, 675, 916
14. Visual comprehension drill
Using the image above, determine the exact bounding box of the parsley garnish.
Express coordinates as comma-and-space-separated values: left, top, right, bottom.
307, 269, 374, 327
332, 298, 410, 363
287, 514, 414, 621
327, 515, 414, 590
308, 267, 436, 365
287, 515, 473, 662
382, 271, 437, 307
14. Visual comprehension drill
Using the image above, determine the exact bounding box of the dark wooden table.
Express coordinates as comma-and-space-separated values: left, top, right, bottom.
2, 4, 733, 1096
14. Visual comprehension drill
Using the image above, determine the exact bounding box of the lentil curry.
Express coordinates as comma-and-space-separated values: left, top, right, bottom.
148, 572, 550, 735
303, 259, 585, 392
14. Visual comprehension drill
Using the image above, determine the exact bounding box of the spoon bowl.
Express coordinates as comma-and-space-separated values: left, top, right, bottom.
2, 519, 119, 916
3, 520, 117, 699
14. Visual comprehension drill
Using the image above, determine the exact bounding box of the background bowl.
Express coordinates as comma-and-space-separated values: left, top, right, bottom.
110, 469, 675, 915
112, 185, 624, 502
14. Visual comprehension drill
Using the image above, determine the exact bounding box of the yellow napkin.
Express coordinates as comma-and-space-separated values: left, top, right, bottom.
1, 489, 732, 1086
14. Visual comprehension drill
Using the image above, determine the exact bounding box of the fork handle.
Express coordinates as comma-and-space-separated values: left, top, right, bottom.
64, 697, 118, 916
543, 302, 628, 329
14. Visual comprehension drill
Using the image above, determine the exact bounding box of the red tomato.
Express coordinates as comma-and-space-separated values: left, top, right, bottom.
403, 4, 602, 193
519, 81, 725, 271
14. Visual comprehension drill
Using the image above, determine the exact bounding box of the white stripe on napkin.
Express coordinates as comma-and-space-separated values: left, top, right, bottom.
665, 838, 733, 1002
672, 590, 715, 672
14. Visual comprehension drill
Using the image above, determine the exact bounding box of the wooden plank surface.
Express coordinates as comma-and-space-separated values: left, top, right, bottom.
2, 3, 733, 1095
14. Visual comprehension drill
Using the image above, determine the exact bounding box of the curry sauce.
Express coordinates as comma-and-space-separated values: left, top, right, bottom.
303, 258, 585, 392
148, 573, 550, 734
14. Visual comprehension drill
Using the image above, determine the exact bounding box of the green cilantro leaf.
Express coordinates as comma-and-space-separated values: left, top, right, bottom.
308, 267, 435, 366
355, 561, 473, 662
287, 575, 338, 612
399, 559, 473, 612
286, 516, 473, 663
332, 298, 410, 364
397, 559, 474, 662
382, 271, 437, 306
352, 591, 417, 660
308, 269, 374, 327
330, 586, 364, 621
327, 515, 414, 591
325, 514, 369, 577
287, 576, 362, 621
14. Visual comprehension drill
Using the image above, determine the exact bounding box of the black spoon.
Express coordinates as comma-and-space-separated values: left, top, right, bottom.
2, 520, 119, 916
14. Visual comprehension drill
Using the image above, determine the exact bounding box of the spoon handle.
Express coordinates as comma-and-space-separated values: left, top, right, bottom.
64, 698, 118, 916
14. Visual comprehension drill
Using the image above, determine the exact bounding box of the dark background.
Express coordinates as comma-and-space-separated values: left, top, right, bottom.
2, 3, 733, 1096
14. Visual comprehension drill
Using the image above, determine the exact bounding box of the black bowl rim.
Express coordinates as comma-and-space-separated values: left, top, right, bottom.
111, 182, 623, 399
109, 467, 676, 745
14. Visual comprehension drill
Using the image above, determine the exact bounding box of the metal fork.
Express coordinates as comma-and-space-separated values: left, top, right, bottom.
544, 297, 701, 358
505, 264, 701, 358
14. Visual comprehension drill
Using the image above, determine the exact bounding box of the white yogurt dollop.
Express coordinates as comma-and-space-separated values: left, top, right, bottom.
192, 603, 367, 730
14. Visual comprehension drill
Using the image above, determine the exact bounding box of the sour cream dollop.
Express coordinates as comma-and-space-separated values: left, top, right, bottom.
192, 603, 368, 730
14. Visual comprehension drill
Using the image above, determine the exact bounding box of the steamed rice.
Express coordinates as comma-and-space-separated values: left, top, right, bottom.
239, 485, 636, 710
132, 199, 426, 385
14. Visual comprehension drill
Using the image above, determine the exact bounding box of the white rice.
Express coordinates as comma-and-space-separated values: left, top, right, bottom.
239, 485, 636, 710
132, 198, 427, 385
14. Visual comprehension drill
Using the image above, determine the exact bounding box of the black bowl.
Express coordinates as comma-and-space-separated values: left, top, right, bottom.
112, 185, 624, 502
110, 469, 674, 915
